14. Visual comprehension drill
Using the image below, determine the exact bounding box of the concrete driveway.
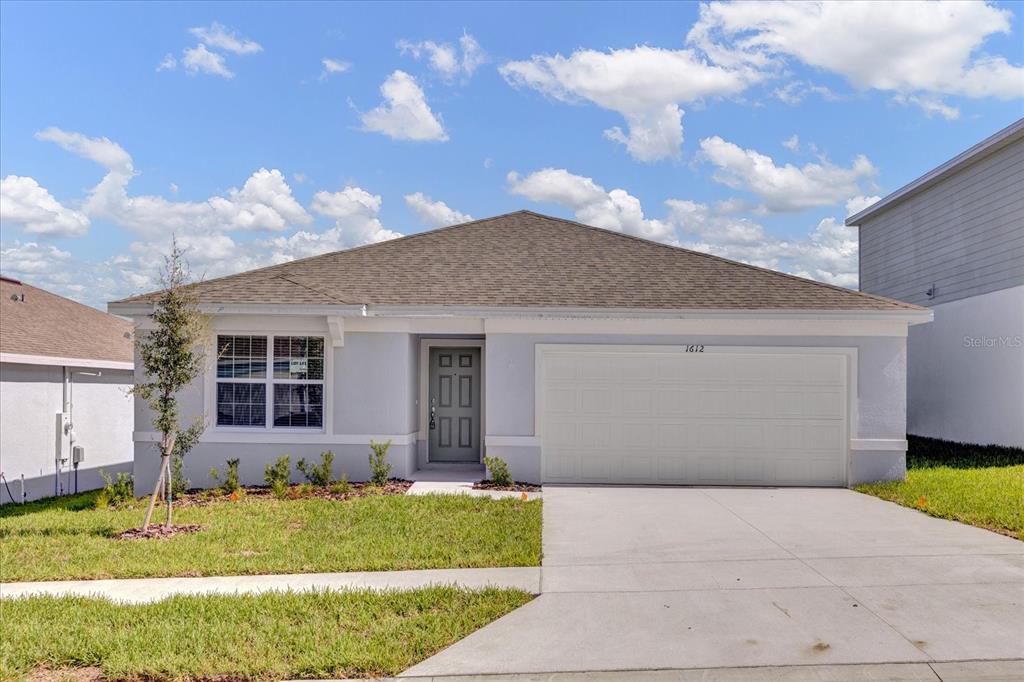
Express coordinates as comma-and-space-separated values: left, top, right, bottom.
403, 486, 1024, 676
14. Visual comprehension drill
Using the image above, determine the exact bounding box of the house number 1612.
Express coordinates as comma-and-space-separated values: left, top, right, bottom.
684, 345, 705, 352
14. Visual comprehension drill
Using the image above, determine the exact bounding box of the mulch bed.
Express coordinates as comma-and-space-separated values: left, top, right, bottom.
171, 479, 413, 508
473, 480, 542, 492
113, 524, 203, 540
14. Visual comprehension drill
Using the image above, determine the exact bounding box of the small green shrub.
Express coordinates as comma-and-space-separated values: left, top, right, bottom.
369, 440, 392, 486
329, 474, 351, 496
99, 471, 135, 508
297, 450, 334, 487
209, 458, 241, 495
265, 455, 291, 499
484, 455, 513, 487
170, 455, 190, 497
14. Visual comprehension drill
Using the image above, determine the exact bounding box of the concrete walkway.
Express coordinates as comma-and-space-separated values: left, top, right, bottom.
407, 467, 542, 500
0, 566, 541, 604
404, 487, 1024, 676
338, 660, 1024, 681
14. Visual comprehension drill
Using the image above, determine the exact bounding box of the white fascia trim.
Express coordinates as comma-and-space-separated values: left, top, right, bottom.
134, 431, 418, 446
0, 353, 134, 371
849, 438, 908, 452
485, 436, 541, 447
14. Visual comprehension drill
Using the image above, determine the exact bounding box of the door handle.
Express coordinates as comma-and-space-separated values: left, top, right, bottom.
429, 401, 436, 430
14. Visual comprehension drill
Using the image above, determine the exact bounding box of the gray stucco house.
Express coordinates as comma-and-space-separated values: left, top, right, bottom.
847, 118, 1023, 448
110, 211, 930, 490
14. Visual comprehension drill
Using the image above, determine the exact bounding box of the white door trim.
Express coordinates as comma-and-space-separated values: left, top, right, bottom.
535, 343, 858, 486
418, 338, 486, 463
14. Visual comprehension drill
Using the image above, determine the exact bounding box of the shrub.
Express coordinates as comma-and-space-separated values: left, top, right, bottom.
209, 458, 241, 495
265, 455, 291, 499
368, 440, 392, 486
170, 455, 190, 497
99, 470, 135, 508
484, 455, 513, 487
297, 450, 334, 487
329, 474, 351, 496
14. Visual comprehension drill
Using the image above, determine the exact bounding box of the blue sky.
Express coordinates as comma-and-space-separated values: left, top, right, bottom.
1, 1, 1022, 308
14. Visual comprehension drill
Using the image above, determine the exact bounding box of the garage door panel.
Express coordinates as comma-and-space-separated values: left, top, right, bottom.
540, 347, 850, 486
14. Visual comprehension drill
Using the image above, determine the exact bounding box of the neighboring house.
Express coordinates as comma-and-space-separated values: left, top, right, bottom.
110, 211, 931, 490
847, 118, 1023, 448
0, 276, 135, 503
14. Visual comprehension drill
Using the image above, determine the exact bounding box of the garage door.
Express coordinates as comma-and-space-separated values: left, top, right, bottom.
538, 345, 850, 486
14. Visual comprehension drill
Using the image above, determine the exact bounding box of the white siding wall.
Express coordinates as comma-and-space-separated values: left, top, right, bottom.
1, 362, 134, 503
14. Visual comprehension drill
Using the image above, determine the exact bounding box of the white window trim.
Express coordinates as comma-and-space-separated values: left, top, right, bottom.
207, 331, 333, 435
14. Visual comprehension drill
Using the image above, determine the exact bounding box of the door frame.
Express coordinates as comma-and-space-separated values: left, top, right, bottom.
535, 344, 858, 486
419, 338, 486, 464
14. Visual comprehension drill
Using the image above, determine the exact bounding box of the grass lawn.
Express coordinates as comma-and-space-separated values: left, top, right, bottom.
856, 436, 1023, 539
0, 587, 532, 680
0, 492, 542, 582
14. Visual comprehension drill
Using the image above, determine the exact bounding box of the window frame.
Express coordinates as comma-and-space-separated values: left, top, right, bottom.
210, 331, 330, 434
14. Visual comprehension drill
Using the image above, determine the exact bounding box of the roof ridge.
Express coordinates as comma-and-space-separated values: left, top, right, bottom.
520, 210, 924, 311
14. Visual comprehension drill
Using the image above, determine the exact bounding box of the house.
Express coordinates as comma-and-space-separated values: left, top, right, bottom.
0, 276, 135, 502
846, 118, 1023, 448
110, 211, 931, 490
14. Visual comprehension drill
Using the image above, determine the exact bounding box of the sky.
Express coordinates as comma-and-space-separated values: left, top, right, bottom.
1, 1, 1022, 309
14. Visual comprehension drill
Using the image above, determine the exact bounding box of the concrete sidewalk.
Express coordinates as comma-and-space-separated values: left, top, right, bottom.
0, 566, 541, 603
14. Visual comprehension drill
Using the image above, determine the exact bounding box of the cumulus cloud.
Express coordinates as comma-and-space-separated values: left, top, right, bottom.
699, 136, 877, 212
500, 45, 758, 161
404, 192, 472, 228
361, 70, 448, 141
398, 32, 487, 81
688, 1, 1023, 115
507, 168, 677, 243
1, 175, 90, 237
188, 22, 262, 55
159, 22, 261, 78
36, 127, 311, 236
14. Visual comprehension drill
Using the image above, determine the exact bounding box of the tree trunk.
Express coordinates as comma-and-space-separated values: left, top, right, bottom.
141, 456, 167, 530
164, 457, 173, 527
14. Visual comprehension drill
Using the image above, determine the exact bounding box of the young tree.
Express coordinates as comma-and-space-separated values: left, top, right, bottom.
133, 241, 207, 529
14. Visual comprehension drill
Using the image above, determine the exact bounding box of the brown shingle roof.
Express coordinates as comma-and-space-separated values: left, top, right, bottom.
1, 277, 133, 363
113, 211, 923, 312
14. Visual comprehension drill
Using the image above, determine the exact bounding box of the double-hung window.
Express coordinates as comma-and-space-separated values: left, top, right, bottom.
215, 334, 325, 430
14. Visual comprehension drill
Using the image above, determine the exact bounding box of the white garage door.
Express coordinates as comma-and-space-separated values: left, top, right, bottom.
538, 345, 850, 486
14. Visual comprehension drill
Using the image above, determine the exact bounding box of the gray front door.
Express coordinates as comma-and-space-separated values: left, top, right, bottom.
428, 347, 481, 462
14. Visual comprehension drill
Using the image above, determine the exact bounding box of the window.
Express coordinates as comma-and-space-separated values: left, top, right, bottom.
215, 334, 325, 429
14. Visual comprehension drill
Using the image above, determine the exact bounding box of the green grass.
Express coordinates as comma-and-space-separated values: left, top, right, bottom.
856, 435, 1024, 539
0, 492, 542, 582
0, 587, 533, 680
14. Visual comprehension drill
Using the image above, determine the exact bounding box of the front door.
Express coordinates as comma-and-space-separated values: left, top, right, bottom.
428, 347, 481, 462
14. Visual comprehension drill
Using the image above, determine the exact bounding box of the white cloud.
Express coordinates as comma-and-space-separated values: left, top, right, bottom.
398, 32, 487, 81
893, 94, 961, 121
782, 134, 800, 152
507, 168, 676, 243
361, 70, 448, 142
404, 192, 473, 228
169, 182, 179, 195
0, 241, 72, 275
1, 175, 90, 237
699, 136, 877, 212
156, 53, 177, 72
182, 43, 234, 78
688, 1, 1024, 107
772, 80, 838, 105
319, 58, 351, 81
500, 45, 758, 161
188, 22, 262, 55
37, 127, 311, 236
306, 186, 402, 249
845, 194, 881, 217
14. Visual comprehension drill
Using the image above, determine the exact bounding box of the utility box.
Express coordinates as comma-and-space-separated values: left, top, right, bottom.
72, 445, 85, 465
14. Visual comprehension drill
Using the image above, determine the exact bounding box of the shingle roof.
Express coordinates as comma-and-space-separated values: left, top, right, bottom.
113, 211, 923, 312
1, 277, 134, 363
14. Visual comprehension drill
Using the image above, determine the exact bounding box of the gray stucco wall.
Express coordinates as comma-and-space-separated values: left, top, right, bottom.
133, 331, 418, 492
858, 135, 1024, 306
484, 333, 908, 485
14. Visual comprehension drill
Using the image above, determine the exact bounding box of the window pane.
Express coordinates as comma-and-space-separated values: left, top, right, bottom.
216, 380, 266, 427
273, 383, 323, 428
273, 335, 325, 380
216, 335, 268, 379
